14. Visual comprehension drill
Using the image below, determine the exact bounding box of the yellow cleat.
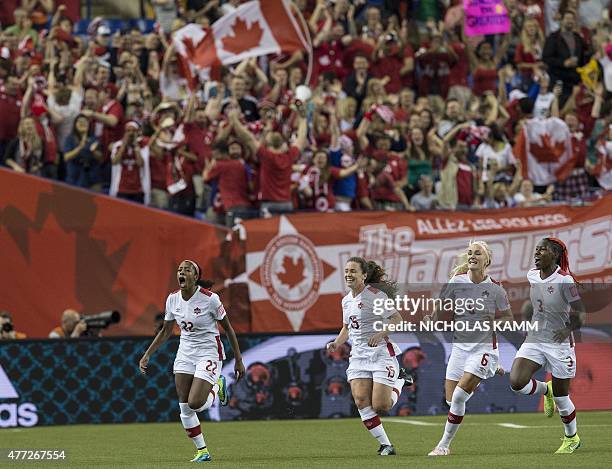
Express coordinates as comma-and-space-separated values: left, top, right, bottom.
190, 447, 211, 462
555, 434, 581, 454
544, 381, 555, 417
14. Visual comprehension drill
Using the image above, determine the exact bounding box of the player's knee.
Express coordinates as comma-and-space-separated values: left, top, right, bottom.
372, 398, 392, 414
188, 398, 205, 411
353, 395, 370, 409
509, 374, 527, 391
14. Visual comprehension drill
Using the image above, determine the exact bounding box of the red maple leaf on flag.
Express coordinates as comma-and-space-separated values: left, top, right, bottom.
277, 255, 305, 289
222, 17, 264, 54
529, 134, 566, 163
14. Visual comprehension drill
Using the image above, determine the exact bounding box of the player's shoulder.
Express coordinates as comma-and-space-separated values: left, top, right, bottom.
341, 292, 352, 304
527, 268, 541, 282
450, 273, 469, 283
363, 285, 388, 299
167, 289, 181, 301
556, 269, 576, 284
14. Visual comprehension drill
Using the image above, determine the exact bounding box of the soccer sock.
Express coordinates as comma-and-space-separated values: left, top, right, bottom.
358, 406, 391, 446
513, 379, 547, 396
192, 385, 218, 413
438, 386, 471, 449
179, 402, 205, 449
554, 395, 577, 437
391, 378, 405, 407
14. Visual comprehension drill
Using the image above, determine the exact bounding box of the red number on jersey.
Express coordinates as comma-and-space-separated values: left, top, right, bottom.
386, 366, 395, 378
349, 315, 360, 329
205, 360, 218, 374
481, 353, 489, 366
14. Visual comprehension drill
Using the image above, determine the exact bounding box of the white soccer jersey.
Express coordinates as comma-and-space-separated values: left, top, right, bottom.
342, 286, 401, 360
164, 288, 227, 360
527, 267, 581, 345
442, 274, 511, 351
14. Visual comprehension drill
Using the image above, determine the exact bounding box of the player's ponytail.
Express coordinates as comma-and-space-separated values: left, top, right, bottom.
450, 240, 492, 278
544, 238, 577, 283
184, 259, 214, 289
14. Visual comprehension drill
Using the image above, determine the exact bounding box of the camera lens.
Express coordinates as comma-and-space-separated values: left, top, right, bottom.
2, 322, 13, 332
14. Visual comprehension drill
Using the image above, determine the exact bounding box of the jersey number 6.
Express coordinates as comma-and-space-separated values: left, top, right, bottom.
181, 321, 194, 332
481, 353, 489, 366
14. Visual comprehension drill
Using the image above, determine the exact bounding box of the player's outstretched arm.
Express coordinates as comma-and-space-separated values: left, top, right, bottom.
218, 316, 245, 381
139, 320, 175, 375
327, 325, 349, 352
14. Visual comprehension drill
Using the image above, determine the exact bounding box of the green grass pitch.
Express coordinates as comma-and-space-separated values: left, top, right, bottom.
2, 412, 611, 468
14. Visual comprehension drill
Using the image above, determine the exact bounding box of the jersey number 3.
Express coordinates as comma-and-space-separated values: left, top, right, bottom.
181, 321, 194, 332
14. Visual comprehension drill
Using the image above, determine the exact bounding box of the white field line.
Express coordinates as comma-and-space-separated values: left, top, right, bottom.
383, 419, 612, 429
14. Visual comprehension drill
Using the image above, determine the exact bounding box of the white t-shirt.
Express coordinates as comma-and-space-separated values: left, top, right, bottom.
526, 267, 581, 345
164, 288, 227, 360
442, 274, 510, 351
47, 88, 84, 151
533, 92, 555, 119
342, 286, 401, 360
475, 142, 515, 182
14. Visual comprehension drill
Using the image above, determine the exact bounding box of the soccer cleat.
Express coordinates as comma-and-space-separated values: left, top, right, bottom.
217, 375, 229, 406
428, 446, 450, 456
544, 381, 555, 417
398, 368, 414, 386
190, 448, 211, 462
554, 434, 581, 454
378, 445, 396, 456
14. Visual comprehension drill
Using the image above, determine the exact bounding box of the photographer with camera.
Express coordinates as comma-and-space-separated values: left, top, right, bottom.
0, 311, 26, 340
48, 309, 87, 338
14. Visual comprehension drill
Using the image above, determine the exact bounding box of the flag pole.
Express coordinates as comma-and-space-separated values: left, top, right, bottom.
288, 1, 313, 85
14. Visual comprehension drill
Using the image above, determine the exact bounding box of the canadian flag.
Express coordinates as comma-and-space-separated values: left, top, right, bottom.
173, 0, 307, 83
513, 117, 575, 186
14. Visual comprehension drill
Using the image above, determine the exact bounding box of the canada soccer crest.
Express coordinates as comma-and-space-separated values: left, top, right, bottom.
547, 286, 555, 294
193, 307, 201, 315
261, 232, 322, 312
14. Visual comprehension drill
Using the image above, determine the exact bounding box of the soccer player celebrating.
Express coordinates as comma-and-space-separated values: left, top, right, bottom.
510, 238, 585, 453
426, 241, 512, 456
327, 257, 407, 456
139, 260, 245, 462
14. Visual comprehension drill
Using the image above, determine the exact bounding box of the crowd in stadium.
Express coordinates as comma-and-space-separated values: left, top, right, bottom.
0, 0, 610, 227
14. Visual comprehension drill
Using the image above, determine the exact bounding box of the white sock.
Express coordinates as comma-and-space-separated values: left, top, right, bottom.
513, 379, 547, 395
358, 406, 391, 446
391, 378, 405, 407
192, 387, 217, 413
438, 387, 471, 449
554, 395, 577, 437
179, 402, 205, 449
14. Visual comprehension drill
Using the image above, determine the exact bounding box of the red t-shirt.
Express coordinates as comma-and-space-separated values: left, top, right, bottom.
400, 45, 415, 89
371, 52, 403, 94
514, 44, 539, 80
98, 100, 124, 158
149, 151, 169, 190
448, 42, 468, 88
472, 67, 497, 96
303, 165, 341, 211
0, 93, 21, 141
166, 156, 196, 195
205, 159, 252, 210
183, 122, 215, 172
257, 145, 300, 201
118, 148, 142, 194
311, 40, 346, 85
371, 169, 400, 202
456, 162, 474, 206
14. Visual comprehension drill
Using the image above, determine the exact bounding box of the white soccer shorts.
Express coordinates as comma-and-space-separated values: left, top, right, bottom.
173, 353, 222, 385
515, 342, 576, 379
445, 346, 499, 381
346, 355, 400, 387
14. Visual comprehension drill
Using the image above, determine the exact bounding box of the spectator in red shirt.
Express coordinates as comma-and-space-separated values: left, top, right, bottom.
370, 32, 403, 94
203, 140, 255, 227
109, 121, 150, 204
229, 106, 307, 217
370, 158, 413, 211
0, 75, 21, 162
415, 32, 456, 98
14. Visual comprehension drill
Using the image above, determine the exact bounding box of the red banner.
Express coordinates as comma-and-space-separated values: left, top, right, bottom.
0, 169, 233, 337
240, 196, 612, 332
